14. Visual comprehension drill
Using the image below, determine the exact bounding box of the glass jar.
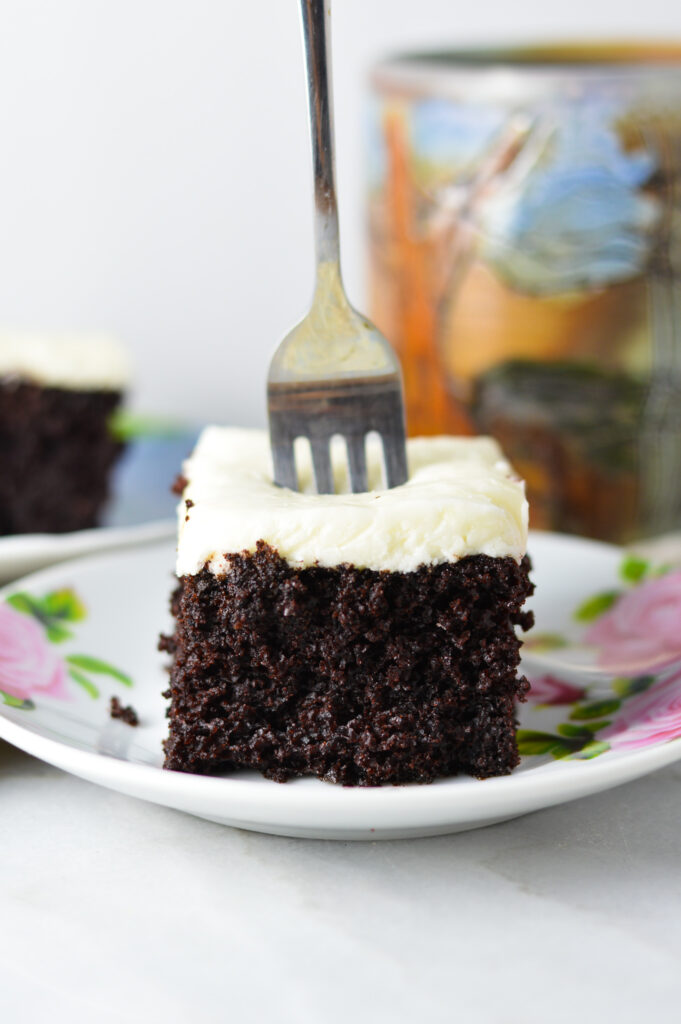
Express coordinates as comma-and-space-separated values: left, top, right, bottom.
368, 43, 681, 543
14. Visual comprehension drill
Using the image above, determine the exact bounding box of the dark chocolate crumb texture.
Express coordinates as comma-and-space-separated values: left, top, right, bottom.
110, 696, 140, 727
161, 542, 534, 786
0, 380, 124, 535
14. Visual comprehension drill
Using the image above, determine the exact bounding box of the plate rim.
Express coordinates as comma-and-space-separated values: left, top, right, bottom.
1, 531, 680, 832
1, 700, 680, 832
0, 517, 176, 558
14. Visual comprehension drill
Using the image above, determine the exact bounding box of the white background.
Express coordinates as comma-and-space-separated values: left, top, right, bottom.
2, 1, 681, 423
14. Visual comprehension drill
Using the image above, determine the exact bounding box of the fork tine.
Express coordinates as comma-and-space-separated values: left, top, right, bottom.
271, 440, 298, 491
346, 434, 368, 493
269, 0, 408, 497
310, 437, 334, 494
383, 433, 409, 489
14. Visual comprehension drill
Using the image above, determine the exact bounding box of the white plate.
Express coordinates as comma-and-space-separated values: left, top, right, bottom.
0, 432, 194, 583
0, 519, 176, 587
1, 532, 680, 840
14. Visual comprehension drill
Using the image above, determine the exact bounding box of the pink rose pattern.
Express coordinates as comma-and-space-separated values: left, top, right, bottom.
585, 569, 681, 674
0, 603, 69, 701
601, 670, 681, 751
527, 675, 586, 706
0, 589, 131, 707
518, 557, 681, 759
522, 669, 681, 759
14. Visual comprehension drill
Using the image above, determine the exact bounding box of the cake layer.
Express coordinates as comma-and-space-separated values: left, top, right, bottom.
0, 380, 124, 535
161, 544, 534, 784
0, 332, 130, 391
176, 427, 528, 575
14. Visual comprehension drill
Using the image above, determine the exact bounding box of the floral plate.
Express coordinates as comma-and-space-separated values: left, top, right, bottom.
0, 531, 680, 841
0, 428, 196, 584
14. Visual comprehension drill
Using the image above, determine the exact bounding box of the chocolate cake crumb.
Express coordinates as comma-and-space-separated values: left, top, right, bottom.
172, 474, 188, 496
110, 696, 139, 727
162, 542, 534, 786
0, 380, 124, 536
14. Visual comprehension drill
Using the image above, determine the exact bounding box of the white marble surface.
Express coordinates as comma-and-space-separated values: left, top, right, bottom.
1, 742, 680, 1023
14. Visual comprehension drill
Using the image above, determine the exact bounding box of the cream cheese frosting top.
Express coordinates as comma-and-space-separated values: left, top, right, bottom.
0, 333, 130, 391
176, 427, 528, 576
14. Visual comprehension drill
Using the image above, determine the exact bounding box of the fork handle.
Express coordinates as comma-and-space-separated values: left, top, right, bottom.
299, 0, 341, 269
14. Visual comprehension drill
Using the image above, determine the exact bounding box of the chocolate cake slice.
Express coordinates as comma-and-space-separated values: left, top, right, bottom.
0, 333, 130, 535
161, 428, 533, 785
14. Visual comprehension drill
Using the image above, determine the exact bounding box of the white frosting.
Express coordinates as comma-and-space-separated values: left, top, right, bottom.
176, 427, 528, 576
0, 333, 130, 391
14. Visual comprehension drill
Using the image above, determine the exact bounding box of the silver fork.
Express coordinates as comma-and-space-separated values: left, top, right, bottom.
267, 0, 408, 494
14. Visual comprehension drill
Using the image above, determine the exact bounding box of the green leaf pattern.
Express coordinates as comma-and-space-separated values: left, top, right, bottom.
619, 555, 649, 584
65, 654, 132, 687
7, 588, 85, 643
0, 692, 35, 710
574, 590, 620, 623
67, 667, 100, 699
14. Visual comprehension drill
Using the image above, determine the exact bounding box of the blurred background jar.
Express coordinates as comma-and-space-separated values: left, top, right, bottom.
368, 43, 681, 543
